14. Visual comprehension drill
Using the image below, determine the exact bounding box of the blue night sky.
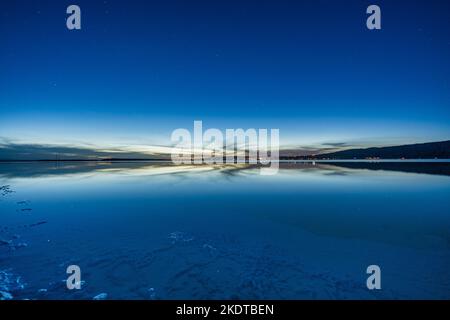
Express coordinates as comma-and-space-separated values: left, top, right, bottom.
1, 0, 450, 157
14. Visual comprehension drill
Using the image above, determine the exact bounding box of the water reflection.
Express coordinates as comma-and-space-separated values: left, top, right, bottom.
1, 161, 450, 300
1, 160, 449, 179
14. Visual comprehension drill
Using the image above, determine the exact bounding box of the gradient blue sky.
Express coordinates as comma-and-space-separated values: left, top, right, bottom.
1, 0, 450, 155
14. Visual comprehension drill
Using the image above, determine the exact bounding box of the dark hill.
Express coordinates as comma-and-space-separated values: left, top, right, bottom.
316, 140, 450, 159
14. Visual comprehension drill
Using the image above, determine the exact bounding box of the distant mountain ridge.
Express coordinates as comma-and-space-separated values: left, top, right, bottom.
314, 140, 450, 160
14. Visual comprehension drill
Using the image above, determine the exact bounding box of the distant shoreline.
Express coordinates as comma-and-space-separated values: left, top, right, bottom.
1, 159, 450, 163
1, 140, 449, 163
0, 159, 172, 163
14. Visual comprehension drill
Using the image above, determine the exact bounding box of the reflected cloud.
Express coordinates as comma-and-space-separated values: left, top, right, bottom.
0, 161, 449, 180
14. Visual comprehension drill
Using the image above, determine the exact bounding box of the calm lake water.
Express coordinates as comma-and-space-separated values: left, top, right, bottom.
1, 161, 450, 300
